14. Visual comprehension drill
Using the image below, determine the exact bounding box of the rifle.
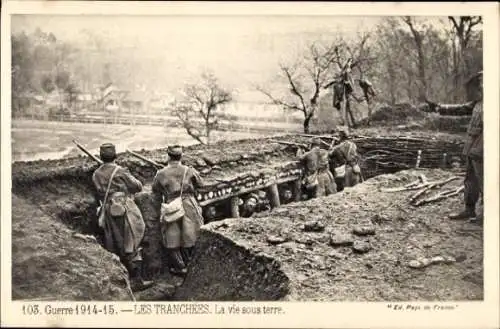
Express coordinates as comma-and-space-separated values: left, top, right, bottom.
297, 133, 339, 141
297, 134, 339, 148
126, 149, 163, 169
72, 139, 103, 164
272, 140, 308, 149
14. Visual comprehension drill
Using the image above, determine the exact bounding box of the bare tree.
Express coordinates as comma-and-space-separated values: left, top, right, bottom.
448, 16, 482, 101
402, 17, 428, 102
257, 40, 344, 133
172, 72, 233, 145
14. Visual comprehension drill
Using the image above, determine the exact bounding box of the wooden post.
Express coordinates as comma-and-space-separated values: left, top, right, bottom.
441, 153, 448, 169
230, 197, 240, 218
293, 178, 302, 202
415, 150, 422, 169
267, 183, 281, 208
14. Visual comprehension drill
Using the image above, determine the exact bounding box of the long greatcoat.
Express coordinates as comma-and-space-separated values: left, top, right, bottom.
152, 161, 204, 249
92, 163, 146, 260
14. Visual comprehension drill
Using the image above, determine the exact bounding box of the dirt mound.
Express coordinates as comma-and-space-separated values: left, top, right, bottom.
12, 195, 133, 301
356, 103, 470, 134
178, 169, 482, 301
359, 103, 426, 126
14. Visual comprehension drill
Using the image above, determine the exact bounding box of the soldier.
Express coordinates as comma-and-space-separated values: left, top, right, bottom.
152, 145, 205, 275
329, 126, 362, 187
92, 143, 154, 292
240, 191, 271, 218
448, 71, 483, 223
240, 193, 259, 218
298, 138, 336, 199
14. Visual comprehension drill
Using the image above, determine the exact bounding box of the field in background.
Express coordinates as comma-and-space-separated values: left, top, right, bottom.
11, 119, 273, 162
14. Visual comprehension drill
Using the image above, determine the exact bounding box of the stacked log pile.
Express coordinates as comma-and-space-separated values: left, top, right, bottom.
196, 162, 302, 206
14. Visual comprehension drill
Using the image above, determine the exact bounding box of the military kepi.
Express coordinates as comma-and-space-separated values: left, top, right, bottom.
100, 143, 116, 158
167, 145, 183, 156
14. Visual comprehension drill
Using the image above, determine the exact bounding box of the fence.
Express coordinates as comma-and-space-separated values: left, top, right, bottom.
12, 112, 303, 134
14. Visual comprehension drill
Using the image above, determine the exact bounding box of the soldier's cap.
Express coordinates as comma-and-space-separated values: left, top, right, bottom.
311, 137, 322, 146
245, 196, 258, 207
100, 143, 116, 157
167, 145, 183, 156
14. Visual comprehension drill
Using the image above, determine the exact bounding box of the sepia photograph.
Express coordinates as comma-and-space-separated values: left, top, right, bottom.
2, 1, 499, 328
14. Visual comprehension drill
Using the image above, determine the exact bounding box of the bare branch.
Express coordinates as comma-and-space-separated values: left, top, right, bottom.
173, 72, 232, 145
256, 85, 303, 112
280, 65, 308, 112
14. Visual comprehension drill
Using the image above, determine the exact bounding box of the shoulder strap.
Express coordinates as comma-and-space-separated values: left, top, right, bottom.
179, 166, 188, 198
102, 165, 120, 206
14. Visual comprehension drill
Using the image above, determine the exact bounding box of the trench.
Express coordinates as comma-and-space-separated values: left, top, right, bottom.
11, 134, 465, 301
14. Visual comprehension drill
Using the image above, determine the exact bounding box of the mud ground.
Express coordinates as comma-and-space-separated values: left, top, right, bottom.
12, 195, 133, 301
180, 169, 483, 301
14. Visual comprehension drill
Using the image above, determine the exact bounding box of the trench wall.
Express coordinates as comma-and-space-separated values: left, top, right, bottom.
10, 133, 465, 300
12, 195, 132, 301
173, 225, 291, 301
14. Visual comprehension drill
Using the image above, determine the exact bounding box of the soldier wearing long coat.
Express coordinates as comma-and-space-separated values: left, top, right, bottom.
329, 127, 362, 188
448, 71, 483, 222
298, 138, 337, 199
152, 145, 205, 275
92, 143, 154, 291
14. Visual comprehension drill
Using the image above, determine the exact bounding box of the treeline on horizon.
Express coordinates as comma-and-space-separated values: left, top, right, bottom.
11, 16, 482, 118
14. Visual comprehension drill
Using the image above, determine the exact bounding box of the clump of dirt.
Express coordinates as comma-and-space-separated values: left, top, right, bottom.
179, 169, 482, 301
12, 195, 133, 301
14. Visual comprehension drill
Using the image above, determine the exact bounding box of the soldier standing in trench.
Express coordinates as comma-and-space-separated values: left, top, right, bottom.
298, 138, 336, 199
329, 126, 362, 188
446, 71, 484, 223
92, 143, 154, 292
151, 145, 205, 275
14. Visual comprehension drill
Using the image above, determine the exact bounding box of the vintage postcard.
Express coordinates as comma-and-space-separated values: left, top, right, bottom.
1, 1, 499, 328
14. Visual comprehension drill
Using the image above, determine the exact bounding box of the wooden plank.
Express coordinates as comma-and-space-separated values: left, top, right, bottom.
198, 175, 301, 207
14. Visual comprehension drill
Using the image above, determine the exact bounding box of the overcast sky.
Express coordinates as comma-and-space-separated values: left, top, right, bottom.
11, 15, 447, 102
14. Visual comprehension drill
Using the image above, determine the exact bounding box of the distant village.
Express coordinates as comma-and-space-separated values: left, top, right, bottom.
14, 82, 304, 129
16, 82, 174, 118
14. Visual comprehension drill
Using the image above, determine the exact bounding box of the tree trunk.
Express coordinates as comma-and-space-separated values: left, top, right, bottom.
405, 18, 427, 102
452, 39, 460, 102
346, 97, 356, 128
303, 114, 312, 133
388, 59, 397, 105
416, 44, 427, 101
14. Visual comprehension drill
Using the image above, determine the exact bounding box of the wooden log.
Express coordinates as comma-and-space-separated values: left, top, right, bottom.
293, 178, 302, 202
230, 196, 240, 218
267, 183, 281, 208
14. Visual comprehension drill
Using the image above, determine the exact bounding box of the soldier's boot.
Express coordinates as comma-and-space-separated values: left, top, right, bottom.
129, 260, 155, 292
449, 205, 476, 220
469, 212, 484, 225
180, 247, 195, 266
167, 248, 187, 276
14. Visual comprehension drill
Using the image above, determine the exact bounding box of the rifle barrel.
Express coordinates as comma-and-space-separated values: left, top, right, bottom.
72, 139, 103, 164
126, 149, 163, 168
